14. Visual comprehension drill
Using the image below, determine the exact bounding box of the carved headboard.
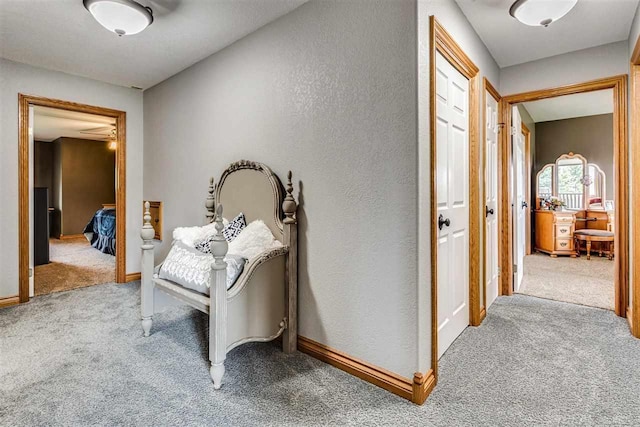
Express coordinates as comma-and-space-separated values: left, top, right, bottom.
206, 160, 286, 242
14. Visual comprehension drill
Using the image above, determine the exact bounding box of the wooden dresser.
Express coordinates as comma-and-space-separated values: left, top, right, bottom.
534, 210, 576, 257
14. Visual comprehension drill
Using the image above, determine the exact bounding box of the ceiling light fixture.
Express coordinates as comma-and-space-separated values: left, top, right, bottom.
83, 0, 153, 36
509, 0, 577, 27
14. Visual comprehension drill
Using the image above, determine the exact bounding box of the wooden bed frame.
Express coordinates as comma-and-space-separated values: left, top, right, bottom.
140, 160, 298, 389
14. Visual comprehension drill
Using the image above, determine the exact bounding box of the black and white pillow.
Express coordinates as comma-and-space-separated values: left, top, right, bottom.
223, 213, 246, 242
194, 212, 246, 253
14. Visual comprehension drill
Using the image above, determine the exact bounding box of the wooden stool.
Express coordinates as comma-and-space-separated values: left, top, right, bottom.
573, 230, 614, 260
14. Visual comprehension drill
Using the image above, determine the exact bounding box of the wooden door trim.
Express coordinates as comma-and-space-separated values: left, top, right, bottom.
521, 122, 532, 255
18, 94, 127, 303
481, 77, 501, 319
424, 16, 480, 404
500, 75, 629, 320
628, 38, 640, 338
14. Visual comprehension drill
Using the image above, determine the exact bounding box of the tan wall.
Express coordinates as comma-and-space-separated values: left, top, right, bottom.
53, 137, 116, 235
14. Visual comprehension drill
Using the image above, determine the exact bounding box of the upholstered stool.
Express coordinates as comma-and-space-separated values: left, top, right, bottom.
573, 230, 615, 260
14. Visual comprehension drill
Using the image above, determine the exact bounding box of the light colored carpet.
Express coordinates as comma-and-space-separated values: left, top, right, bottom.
34, 237, 115, 296
517, 253, 614, 310
1, 282, 639, 426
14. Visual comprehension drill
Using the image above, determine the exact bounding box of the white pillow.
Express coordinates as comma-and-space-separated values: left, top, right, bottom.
228, 220, 282, 260
173, 219, 228, 247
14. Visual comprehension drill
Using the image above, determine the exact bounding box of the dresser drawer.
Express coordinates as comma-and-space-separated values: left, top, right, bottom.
555, 215, 574, 224
555, 238, 573, 251
555, 224, 572, 238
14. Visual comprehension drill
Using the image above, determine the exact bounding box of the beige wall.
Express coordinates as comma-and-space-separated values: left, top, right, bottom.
53, 137, 116, 235
535, 114, 614, 200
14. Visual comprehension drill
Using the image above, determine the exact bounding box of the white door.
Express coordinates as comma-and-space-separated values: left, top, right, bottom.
29, 105, 35, 297
436, 52, 470, 359
512, 106, 526, 292
485, 93, 499, 309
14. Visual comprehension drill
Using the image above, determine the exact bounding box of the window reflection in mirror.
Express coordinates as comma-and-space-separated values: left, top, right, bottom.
537, 165, 553, 198
556, 157, 584, 210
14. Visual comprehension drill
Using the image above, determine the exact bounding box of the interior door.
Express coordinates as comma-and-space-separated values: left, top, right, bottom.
485, 93, 499, 309
512, 106, 525, 292
436, 52, 470, 359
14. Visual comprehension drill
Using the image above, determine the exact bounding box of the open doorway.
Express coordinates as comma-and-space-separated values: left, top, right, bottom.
513, 90, 615, 310
18, 95, 127, 303
32, 106, 118, 296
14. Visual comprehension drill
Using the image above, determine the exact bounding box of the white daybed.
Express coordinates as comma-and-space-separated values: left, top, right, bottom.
140, 160, 298, 389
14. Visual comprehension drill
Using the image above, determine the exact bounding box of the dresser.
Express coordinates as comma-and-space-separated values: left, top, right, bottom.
534, 210, 576, 257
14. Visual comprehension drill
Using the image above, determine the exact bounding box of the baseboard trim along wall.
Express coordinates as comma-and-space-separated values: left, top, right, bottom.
0, 295, 20, 309
125, 272, 141, 282
59, 234, 86, 240
298, 336, 435, 404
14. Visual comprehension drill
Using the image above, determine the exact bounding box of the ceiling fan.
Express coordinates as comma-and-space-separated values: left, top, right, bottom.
79, 125, 116, 140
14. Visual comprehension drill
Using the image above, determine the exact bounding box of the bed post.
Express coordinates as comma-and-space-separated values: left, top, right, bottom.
282, 171, 298, 353
140, 201, 155, 337
209, 204, 228, 389
205, 177, 215, 224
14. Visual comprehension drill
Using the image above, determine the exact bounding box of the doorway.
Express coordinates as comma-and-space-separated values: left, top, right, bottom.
499, 76, 628, 318
18, 95, 127, 303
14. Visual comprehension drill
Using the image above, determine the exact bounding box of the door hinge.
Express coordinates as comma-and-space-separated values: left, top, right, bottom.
513, 264, 518, 273
29, 268, 33, 278
511, 126, 518, 136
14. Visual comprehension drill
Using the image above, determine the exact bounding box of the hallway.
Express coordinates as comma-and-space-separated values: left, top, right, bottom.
1, 284, 638, 425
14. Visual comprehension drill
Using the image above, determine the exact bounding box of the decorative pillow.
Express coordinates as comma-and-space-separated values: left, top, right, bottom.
228, 220, 283, 260
158, 241, 246, 294
223, 212, 246, 242
173, 219, 228, 248
194, 213, 247, 253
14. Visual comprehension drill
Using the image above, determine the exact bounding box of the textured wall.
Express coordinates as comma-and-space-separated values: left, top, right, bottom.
0, 58, 143, 298
55, 138, 116, 235
417, 0, 501, 373
500, 41, 629, 95
144, 0, 419, 377
535, 114, 614, 200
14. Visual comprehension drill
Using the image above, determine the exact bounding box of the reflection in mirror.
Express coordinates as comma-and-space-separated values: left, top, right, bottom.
587, 163, 606, 209
556, 153, 586, 210
537, 164, 553, 198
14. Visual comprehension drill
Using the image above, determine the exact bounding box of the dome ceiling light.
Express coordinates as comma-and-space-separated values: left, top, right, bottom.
83, 0, 153, 36
509, 0, 578, 27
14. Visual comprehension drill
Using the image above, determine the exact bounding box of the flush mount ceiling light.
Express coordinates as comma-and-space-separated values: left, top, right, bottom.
83, 0, 153, 36
509, 0, 578, 27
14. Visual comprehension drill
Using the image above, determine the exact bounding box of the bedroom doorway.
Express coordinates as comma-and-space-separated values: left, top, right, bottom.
18, 95, 127, 303
500, 76, 629, 319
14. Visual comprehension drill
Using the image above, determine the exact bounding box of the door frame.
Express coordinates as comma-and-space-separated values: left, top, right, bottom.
500, 75, 629, 320
628, 37, 640, 338
481, 78, 502, 314
18, 94, 127, 303
521, 123, 532, 255
423, 17, 480, 402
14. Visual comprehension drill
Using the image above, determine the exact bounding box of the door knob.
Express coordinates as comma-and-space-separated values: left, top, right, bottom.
438, 214, 451, 230
486, 206, 494, 217
522, 201, 528, 209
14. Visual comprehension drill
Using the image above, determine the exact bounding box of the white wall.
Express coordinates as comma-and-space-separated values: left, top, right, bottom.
416, 0, 500, 373
143, 0, 419, 377
500, 41, 629, 95
0, 59, 144, 298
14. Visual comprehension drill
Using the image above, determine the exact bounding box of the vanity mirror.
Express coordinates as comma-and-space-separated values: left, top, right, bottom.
535, 152, 606, 211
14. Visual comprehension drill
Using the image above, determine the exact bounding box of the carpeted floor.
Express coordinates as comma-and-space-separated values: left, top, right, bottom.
1, 283, 639, 426
34, 237, 115, 296
517, 253, 614, 310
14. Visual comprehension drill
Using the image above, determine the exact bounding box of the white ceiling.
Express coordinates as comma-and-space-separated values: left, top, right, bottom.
455, 0, 640, 67
34, 106, 116, 142
0, 0, 307, 89
521, 89, 613, 123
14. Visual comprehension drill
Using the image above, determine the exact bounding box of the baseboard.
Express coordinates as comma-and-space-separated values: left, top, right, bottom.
125, 272, 141, 282
627, 307, 633, 332
479, 307, 487, 324
0, 295, 20, 309
59, 234, 85, 240
412, 369, 436, 405
297, 335, 414, 401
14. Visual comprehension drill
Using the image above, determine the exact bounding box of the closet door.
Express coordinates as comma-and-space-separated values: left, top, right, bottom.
485, 92, 499, 309
512, 106, 526, 292
435, 51, 470, 359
